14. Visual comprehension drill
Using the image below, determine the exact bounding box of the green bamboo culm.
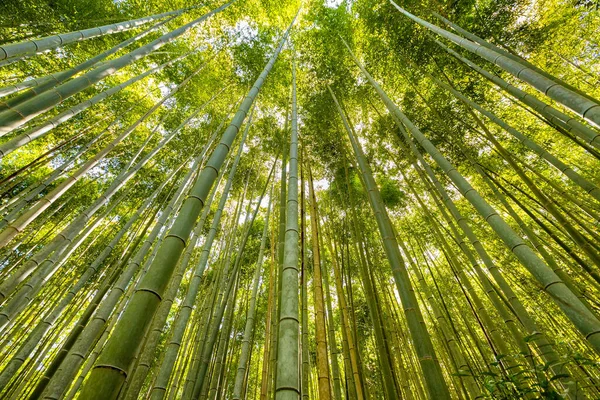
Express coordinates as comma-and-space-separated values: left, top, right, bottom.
429, 74, 600, 201
0, 1, 234, 136
433, 40, 600, 150
0, 88, 222, 296
0, 161, 187, 393
430, 11, 600, 106
37, 155, 194, 400
0, 3, 203, 61
190, 158, 277, 400
120, 110, 233, 400
388, 1, 600, 131
76, 11, 299, 399
275, 56, 301, 400
341, 37, 600, 354
0, 16, 176, 106
328, 85, 452, 400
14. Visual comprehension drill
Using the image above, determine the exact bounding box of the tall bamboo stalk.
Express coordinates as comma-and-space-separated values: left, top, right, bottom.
147, 121, 252, 400
0, 49, 199, 155
0, 71, 216, 249
0, 16, 175, 105
434, 40, 600, 150
329, 85, 451, 399
76, 14, 297, 398
274, 54, 302, 400
38, 156, 194, 399
307, 164, 332, 400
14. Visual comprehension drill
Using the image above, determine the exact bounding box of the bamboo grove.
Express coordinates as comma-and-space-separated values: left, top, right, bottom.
0, 0, 599, 398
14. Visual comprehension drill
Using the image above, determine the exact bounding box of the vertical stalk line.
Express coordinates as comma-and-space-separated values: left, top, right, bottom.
329, 85, 451, 399
36, 142, 195, 400
191, 160, 276, 400
394, 174, 481, 396
307, 164, 332, 400
322, 210, 364, 400
261, 181, 279, 400
317, 208, 343, 399
120, 111, 232, 400
148, 119, 251, 400
272, 91, 291, 396
274, 55, 301, 400
299, 150, 310, 400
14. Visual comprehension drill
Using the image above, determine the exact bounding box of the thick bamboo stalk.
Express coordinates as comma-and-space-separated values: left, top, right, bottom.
38, 153, 195, 400
0, 49, 198, 155
0, 16, 175, 105
299, 155, 310, 400
120, 117, 226, 400
22, 200, 154, 398
0, 185, 167, 390
432, 75, 600, 201
0, 86, 222, 308
0, 4, 202, 61
0, 66, 213, 249
434, 40, 600, 149
273, 100, 290, 396
274, 54, 302, 400
147, 117, 252, 400
431, 12, 600, 105
459, 142, 595, 312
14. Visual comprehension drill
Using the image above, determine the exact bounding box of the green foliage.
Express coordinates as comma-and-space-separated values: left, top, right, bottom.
0, 0, 599, 399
